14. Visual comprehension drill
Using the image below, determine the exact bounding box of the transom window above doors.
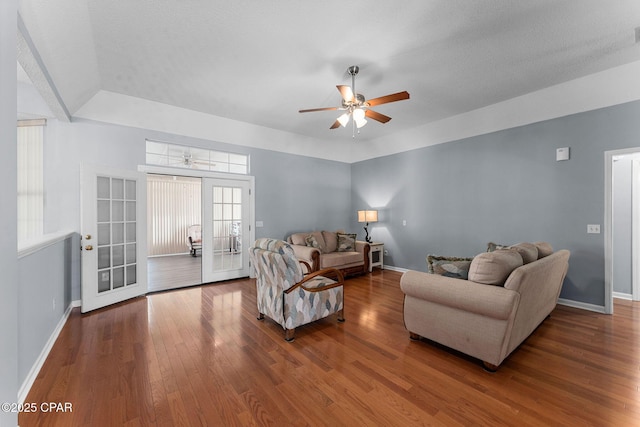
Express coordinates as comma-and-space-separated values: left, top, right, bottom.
146, 140, 249, 174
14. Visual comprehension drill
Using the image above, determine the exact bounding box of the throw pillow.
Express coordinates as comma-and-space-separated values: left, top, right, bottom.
487, 242, 509, 252
534, 241, 553, 258
426, 255, 473, 279
509, 242, 538, 264
322, 230, 339, 253
468, 249, 523, 286
305, 235, 323, 253
337, 233, 357, 252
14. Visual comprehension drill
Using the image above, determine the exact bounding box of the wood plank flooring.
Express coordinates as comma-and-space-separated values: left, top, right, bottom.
21, 270, 640, 426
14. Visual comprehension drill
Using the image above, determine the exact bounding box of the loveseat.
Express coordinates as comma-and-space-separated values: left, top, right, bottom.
400, 242, 570, 371
287, 230, 370, 277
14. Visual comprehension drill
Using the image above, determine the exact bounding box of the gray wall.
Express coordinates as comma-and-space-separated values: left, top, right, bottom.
0, 1, 18, 425
612, 157, 633, 295
18, 236, 76, 388
43, 118, 352, 301
352, 100, 640, 307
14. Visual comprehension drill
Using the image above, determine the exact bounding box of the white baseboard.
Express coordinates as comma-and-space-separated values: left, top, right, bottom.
382, 265, 409, 273
557, 298, 607, 314
72, 299, 81, 308
612, 292, 633, 301
18, 302, 74, 404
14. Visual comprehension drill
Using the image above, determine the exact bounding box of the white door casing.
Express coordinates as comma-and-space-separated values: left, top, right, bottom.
81, 164, 147, 313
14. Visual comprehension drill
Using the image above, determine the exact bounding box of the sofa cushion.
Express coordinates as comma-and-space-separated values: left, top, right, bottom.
509, 242, 538, 264
468, 249, 523, 286
322, 231, 339, 253
534, 241, 553, 258
426, 255, 474, 279
305, 234, 323, 252
290, 232, 308, 246
337, 233, 357, 252
321, 251, 362, 269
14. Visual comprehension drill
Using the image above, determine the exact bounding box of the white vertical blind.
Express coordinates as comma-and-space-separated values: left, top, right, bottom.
147, 174, 201, 256
17, 123, 44, 242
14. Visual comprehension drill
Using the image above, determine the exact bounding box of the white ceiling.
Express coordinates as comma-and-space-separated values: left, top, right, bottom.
17, 0, 640, 159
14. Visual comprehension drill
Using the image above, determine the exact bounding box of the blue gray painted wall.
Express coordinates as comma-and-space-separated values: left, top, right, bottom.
1, 0, 18, 424
351, 100, 640, 307
18, 236, 75, 389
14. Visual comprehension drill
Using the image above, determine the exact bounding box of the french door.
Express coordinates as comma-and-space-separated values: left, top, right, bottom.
81, 165, 147, 313
201, 177, 251, 283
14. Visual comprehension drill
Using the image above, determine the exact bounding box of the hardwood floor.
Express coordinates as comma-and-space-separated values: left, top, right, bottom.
21, 270, 640, 426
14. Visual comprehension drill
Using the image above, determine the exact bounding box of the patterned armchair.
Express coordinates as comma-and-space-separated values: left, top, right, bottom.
248, 238, 345, 341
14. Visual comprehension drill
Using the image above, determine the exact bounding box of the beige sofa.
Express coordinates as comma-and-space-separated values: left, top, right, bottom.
400, 242, 570, 371
287, 230, 370, 277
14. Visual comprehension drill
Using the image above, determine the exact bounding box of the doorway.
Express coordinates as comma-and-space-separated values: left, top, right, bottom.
142, 166, 255, 292
146, 174, 202, 292
605, 147, 640, 314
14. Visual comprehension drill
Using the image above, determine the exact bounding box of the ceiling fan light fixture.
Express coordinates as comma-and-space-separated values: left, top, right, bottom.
337, 113, 350, 127
353, 108, 367, 128
355, 117, 367, 128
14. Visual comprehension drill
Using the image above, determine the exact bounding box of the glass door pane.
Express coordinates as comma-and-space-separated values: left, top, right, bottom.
96, 177, 139, 293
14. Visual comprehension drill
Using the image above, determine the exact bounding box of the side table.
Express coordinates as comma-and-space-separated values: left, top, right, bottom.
369, 242, 384, 272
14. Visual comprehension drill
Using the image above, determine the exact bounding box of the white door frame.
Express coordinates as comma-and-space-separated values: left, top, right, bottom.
632, 159, 640, 301
139, 165, 255, 280
605, 147, 640, 314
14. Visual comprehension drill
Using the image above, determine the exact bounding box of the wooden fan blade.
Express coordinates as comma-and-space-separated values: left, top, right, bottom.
337, 85, 354, 103
366, 91, 410, 107
299, 107, 339, 113
365, 109, 392, 123
330, 120, 341, 129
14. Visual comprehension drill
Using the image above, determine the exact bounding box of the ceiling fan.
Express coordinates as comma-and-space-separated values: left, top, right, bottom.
299, 65, 410, 136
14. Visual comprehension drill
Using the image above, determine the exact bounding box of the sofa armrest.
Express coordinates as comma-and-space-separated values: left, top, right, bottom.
355, 241, 370, 271
400, 270, 519, 320
355, 240, 369, 254
289, 244, 320, 272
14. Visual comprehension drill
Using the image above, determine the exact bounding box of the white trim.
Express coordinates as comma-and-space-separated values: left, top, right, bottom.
17, 230, 75, 259
557, 298, 606, 314
139, 164, 253, 181
633, 159, 640, 301
18, 302, 73, 404
613, 292, 633, 301
382, 265, 409, 273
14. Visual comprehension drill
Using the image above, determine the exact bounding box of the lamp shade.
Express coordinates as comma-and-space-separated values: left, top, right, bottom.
357, 210, 378, 223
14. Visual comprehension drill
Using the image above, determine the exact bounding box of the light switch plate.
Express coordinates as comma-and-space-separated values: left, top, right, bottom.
256, 221, 264, 227
556, 147, 570, 161
587, 224, 600, 234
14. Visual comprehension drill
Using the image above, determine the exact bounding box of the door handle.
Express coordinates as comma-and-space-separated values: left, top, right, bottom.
85, 245, 94, 251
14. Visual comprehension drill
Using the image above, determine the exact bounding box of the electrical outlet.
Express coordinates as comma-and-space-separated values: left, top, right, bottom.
384, 250, 389, 256
587, 224, 600, 234
402, 220, 407, 226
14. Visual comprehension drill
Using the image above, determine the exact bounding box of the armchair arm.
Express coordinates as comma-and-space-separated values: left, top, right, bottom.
400, 270, 519, 320
284, 267, 345, 294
